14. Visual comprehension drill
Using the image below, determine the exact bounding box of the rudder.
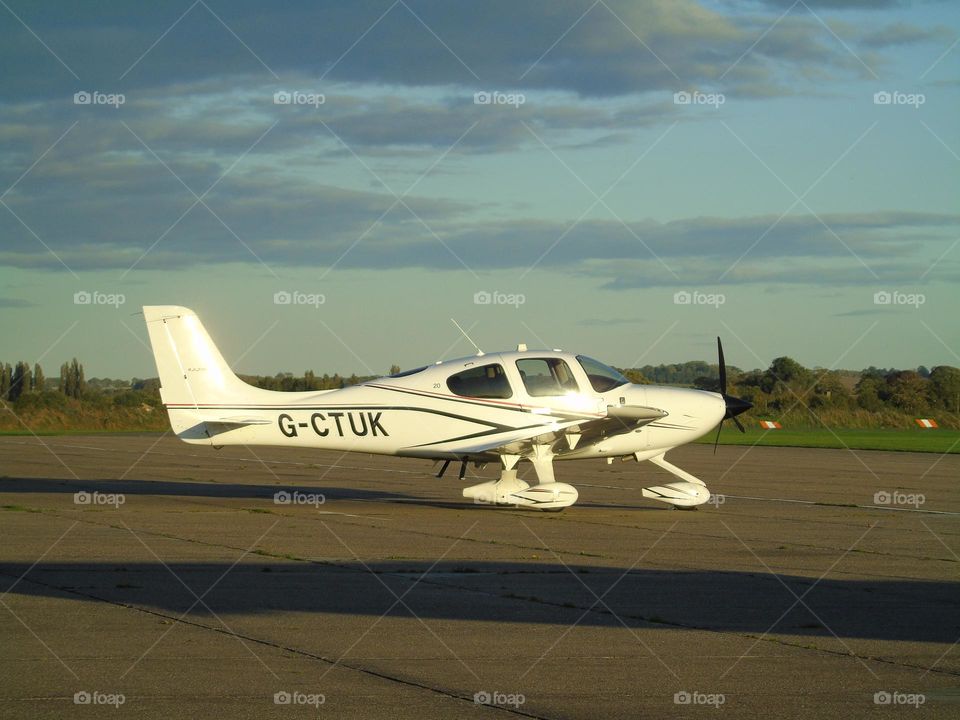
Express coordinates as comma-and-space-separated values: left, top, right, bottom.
143, 305, 261, 408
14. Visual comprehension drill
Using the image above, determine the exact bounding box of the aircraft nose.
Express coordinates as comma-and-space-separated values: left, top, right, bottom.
723, 394, 752, 420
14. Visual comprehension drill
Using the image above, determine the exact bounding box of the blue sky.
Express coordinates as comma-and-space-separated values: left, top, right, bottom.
0, 0, 957, 378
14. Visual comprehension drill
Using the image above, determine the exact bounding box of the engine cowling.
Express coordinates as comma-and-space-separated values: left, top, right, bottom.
642, 481, 711, 508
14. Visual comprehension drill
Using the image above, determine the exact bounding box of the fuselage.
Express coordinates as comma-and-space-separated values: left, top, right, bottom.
166, 349, 727, 461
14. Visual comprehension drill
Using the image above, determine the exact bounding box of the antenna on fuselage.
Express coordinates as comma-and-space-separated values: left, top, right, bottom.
450, 318, 484, 356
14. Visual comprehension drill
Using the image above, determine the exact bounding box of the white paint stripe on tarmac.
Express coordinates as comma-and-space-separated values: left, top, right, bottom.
0, 439, 108, 451
577, 484, 960, 516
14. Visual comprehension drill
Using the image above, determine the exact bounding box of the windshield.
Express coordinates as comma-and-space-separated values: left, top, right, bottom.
576, 355, 629, 393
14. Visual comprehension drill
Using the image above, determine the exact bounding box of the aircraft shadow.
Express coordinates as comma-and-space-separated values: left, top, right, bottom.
0, 476, 432, 504
0, 476, 658, 511
0, 559, 956, 644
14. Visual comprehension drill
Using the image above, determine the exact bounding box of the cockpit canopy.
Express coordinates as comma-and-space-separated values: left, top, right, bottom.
439, 354, 629, 400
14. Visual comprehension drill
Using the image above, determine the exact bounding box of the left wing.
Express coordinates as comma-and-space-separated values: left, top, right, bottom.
439, 404, 667, 459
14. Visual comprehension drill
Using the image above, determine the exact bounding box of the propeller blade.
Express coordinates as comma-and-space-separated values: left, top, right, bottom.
714, 337, 750, 449
717, 336, 727, 396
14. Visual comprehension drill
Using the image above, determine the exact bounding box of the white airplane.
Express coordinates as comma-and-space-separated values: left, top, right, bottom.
143, 306, 752, 510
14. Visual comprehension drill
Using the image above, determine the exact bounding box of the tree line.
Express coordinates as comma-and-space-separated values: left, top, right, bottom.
0, 359, 86, 401
3, 357, 959, 420
241, 369, 382, 392
0, 358, 386, 403
0, 362, 45, 401
627, 358, 960, 417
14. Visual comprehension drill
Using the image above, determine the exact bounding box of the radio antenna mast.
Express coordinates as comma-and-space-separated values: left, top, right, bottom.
450, 319, 484, 356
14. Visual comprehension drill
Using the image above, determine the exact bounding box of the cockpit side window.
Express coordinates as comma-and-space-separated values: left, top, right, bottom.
515, 358, 579, 397
446, 363, 512, 399
576, 355, 629, 393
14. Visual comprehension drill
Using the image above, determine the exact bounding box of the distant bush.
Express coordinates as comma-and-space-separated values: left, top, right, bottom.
10, 391, 69, 411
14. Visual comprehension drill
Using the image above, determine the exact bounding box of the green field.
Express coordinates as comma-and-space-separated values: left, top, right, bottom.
701, 428, 960, 454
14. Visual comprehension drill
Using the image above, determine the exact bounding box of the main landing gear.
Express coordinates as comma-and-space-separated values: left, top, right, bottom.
454, 450, 713, 511
462, 450, 578, 510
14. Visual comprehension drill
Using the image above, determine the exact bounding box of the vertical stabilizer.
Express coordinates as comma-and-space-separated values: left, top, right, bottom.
143, 305, 261, 407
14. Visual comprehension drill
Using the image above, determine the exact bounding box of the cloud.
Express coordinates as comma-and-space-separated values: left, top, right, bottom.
3, 155, 956, 291
597, 257, 960, 289
833, 307, 911, 316
576, 317, 647, 326
0, 1, 954, 297
2, 72, 956, 288
756, 1, 908, 8
860, 22, 953, 47
420, 212, 959, 272
0, 77, 689, 169
0, 0, 900, 103
0, 297, 35, 308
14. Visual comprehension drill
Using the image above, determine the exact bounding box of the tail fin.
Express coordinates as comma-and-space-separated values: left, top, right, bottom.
143, 305, 261, 407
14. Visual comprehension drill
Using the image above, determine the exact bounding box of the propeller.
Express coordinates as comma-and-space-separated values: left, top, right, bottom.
714, 337, 753, 453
